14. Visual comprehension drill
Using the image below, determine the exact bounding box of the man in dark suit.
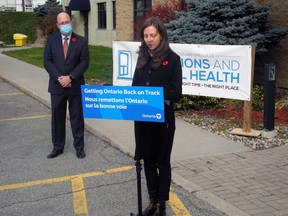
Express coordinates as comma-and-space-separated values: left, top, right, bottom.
44, 12, 89, 159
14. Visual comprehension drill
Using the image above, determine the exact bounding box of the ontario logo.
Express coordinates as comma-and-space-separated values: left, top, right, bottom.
156, 113, 162, 119
117, 50, 133, 80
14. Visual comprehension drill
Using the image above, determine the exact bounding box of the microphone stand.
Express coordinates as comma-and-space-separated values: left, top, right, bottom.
130, 160, 142, 216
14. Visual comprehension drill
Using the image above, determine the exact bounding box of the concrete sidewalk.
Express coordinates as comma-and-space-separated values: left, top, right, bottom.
1, 49, 287, 216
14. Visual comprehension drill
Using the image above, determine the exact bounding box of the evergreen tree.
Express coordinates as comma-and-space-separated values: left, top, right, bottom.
34, 0, 62, 17
166, 0, 288, 54
34, 0, 63, 36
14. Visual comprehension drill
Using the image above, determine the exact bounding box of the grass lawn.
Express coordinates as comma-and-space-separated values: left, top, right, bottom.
3, 46, 113, 84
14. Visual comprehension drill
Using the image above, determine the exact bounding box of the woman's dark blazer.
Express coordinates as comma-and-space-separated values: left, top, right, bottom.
132, 48, 182, 106
132, 48, 182, 161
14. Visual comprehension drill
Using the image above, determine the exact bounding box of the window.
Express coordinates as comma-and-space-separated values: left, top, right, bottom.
134, 0, 152, 22
133, 0, 152, 39
98, 2, 106, 29
113, 1, 116, 29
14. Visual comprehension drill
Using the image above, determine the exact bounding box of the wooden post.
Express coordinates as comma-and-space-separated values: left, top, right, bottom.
243, 100, 252, 132
230, 46, 261, 137
243, 46, 255, 133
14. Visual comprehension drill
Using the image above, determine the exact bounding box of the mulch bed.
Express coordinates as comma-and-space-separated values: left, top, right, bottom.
190, 107, 288, 126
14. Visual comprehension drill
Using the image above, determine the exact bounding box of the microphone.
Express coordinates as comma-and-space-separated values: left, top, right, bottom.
148, 49, 154, 59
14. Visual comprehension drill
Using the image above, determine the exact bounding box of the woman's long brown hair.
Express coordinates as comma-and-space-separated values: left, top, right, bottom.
136, 17, 170, 70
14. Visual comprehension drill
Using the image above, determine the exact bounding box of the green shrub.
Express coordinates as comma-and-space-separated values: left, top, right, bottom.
175, 95, 221, 111
252, 84, 264, 111
0, 12, 41, 44
175, 84, 265, 111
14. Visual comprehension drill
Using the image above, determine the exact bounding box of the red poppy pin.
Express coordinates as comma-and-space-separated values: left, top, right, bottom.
162, 61, 168, 66
72, 38, 77, 42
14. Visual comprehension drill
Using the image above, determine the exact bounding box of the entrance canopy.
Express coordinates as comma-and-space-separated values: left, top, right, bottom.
69, 0, 90, 11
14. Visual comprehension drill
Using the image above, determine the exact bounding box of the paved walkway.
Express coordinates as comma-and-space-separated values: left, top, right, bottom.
0, 47, 287, 216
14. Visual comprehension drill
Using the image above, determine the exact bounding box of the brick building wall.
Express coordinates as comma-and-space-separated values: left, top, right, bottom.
256, 0, 288, 88
116, 0, 165, 41
153, 0, 165, 6
116, 0, 134, 41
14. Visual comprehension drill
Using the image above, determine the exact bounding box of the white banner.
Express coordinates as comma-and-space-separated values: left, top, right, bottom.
113, 41, 253, 101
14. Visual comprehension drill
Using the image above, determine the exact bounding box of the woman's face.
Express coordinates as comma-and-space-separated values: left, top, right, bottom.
143, 25, 161, 51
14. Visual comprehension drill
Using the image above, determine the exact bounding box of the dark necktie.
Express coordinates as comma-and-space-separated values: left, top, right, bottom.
63, 36, 69, 59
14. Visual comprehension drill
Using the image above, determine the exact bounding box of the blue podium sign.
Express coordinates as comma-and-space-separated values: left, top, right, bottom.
81, 85, 164, 122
